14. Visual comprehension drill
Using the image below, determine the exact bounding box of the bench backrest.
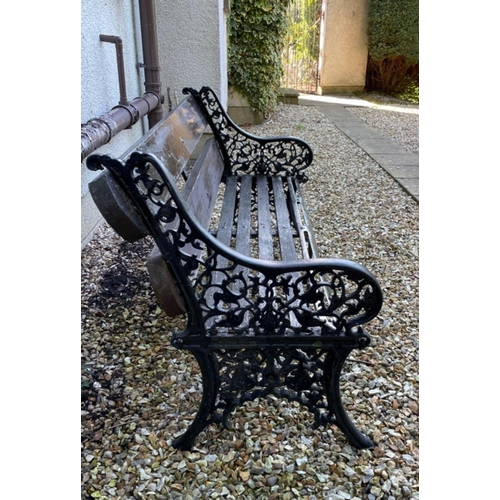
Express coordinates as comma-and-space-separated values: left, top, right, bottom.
88, 94, 225, 315
89, 96, 210, 240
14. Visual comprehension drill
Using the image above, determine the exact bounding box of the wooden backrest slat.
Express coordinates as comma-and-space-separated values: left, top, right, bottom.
120, 95, 208, 180
183, 137, 224, 229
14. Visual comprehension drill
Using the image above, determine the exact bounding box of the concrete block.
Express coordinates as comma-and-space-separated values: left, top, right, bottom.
228, 88, 264, 125
278, 88, 299, 105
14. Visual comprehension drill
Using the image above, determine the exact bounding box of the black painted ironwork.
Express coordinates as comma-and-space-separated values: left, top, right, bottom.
87, 87, 383, 451
183, 87, 313, 182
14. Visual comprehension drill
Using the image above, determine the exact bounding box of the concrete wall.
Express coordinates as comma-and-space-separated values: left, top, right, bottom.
81, 0, 228, 248
318, 0, 368, 94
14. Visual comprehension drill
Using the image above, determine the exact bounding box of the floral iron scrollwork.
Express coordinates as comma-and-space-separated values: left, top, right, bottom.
183, 87, 313, 182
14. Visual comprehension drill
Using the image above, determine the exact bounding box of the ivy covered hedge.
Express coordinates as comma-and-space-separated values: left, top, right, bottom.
228, 0, 290, 116
366, 0, 419, 95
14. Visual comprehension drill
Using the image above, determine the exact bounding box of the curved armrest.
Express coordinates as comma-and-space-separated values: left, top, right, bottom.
193, 237, 383, 334
183, 87, 314, 182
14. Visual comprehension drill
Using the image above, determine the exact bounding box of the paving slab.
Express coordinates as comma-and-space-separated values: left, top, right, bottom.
353, 138, 409, 155
369, 153, 419, 167
299, 95, 419, 203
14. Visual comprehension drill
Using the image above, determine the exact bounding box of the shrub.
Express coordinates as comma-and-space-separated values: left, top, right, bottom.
228, 0, 290, 116
366, 0, 419, 95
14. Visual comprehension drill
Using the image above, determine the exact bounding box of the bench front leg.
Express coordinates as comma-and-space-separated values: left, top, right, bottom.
171, 350, 219, 451
323, 347, 374, 449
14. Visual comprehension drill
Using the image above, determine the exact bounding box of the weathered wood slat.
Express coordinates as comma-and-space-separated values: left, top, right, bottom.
120, 95, 208, 180
203, 176, 239, 314
183, 138, 224, 229
235, 176, 253, 256
217, 176, 238, 246
272, 176, 298, 261
257, 175, 275, 261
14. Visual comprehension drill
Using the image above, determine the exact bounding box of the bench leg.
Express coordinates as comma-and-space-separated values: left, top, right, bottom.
171, 351, 218, 451
323, 349, 374, 450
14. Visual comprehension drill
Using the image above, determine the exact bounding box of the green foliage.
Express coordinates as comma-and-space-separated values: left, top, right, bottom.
394, 80, 419, 103
366, 0, 419, 95
281, 0, 321, 92
228, 0, 290, 116
285, 0, 320, 62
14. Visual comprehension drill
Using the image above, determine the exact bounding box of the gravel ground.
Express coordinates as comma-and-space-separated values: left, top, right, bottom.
81, 99, 419, 500
346, 95, 419, 154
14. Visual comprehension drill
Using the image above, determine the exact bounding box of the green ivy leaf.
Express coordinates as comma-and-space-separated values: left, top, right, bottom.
228, 0, 290, 115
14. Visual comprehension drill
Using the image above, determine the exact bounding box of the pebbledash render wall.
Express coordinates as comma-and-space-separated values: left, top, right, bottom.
81, 0, 228, 248
81, 0, 145, 248
318, 0, 369, 94
155, 0, 228, 108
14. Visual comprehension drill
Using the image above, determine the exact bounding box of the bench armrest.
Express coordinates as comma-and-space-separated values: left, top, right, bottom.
184, 87, 314, 182
192, 233, 383, 336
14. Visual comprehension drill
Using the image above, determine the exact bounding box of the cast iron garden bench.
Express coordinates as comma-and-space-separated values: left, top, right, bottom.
86, 86, 383, 451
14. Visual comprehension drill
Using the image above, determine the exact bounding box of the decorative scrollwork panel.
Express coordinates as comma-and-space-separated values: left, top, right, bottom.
212, 347, 332, 428
184, 87, 313, 182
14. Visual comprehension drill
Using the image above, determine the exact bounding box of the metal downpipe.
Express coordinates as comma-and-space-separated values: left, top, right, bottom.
138, 0, 163, 128
81, 0, 163, 161
81, 92, 161, 162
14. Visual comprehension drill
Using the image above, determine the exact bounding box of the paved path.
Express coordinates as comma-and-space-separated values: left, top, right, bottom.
299, 95, 419, 203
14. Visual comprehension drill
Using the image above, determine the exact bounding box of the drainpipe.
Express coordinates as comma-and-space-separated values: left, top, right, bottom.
81, 0, 164, 161
81, 92, 161, 162
138, 0, 163, 128
99, 35, 130, 106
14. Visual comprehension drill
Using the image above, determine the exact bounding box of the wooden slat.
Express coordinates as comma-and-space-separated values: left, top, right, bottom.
235, 176, 253, 256
203, 176, 238, 309
183, 138, 224, 229
207, 176, 245, 326
272, 176, 297, 261
217, 176, 238, 246
257, 175, 274, 261
271, 177, 304, 329
120, 95, 208, 180
286, 176, 318, 259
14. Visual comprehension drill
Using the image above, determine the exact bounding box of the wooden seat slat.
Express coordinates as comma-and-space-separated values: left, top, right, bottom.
235, 176, 253, 257
272, 176, 298, 261
256, 175, 275, 261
